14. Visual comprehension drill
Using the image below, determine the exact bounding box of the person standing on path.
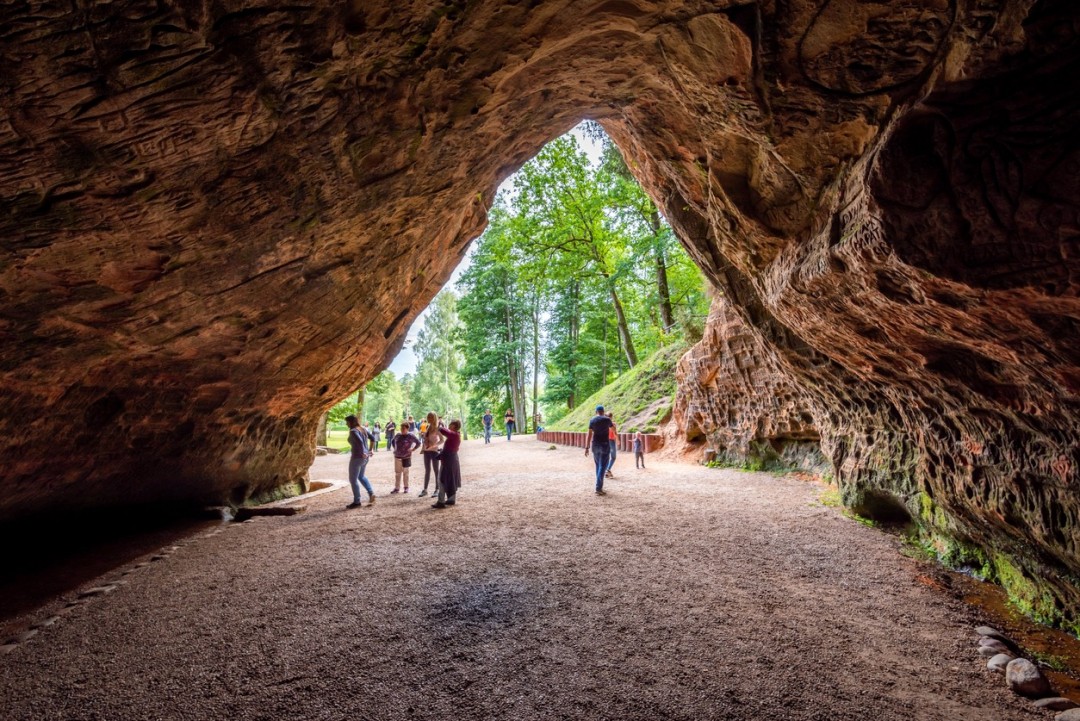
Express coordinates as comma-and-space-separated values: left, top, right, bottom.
407, 415, 417, 433
371, 422, 381, 451
482, 409, 493, 444
504, 409, 515, 441
390, 422, 420, 493
344, 415, 375, 508
419, 411, 443, 498
432, 420, 463, 509
634, 431, 645, 469
605, 413, 618, 479
584, 405, 614, 496
384, 419, 396, 451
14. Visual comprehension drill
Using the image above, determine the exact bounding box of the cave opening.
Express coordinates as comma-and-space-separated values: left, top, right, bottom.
1, 0, 1079, 681
315, 121, 710, 457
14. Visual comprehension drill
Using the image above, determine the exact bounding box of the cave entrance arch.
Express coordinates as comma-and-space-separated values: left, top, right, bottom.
3, 0, 1080, 628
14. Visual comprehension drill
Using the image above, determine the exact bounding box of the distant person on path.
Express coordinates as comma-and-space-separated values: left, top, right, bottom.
504, 409, 515, 441
584, 405, 614, 496
408, 415, 417, 433
605, 413, 618, 479
384, 420, 395, 451
344, 415, 375, 508
482, 409, 493, 444
634, 431, 645, 469
433, 419, 463, 509
371, 422, 381, 451
419, 411, 443, 498
390, 422, 420, 493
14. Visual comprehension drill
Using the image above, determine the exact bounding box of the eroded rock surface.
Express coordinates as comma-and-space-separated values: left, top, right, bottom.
1, 1, 1078, 623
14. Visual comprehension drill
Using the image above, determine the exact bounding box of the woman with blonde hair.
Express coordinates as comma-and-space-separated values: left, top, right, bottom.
419, 411, 443, 498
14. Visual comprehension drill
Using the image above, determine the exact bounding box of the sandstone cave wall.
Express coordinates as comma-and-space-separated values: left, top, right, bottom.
1, 1, 1079, 624
673, 293, 824, 472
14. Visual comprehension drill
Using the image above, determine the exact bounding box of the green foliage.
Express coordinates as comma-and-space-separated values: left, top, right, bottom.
817, 486, 843, 508
546, 342, 685, 432
327, 393, 361, 427
1030, 651, 1069, 672
455, 125, 706, 436
410, 290, 466, 424
843, 510, 878, 528
364, 370, 405, 426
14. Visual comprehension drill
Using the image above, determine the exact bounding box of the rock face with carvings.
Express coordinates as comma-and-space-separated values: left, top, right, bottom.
1, 2, 1078, 623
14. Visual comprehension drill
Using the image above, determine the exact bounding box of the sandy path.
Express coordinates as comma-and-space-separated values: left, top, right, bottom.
0, 437, 1040, 720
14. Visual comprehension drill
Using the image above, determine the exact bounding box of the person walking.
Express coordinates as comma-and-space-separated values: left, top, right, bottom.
407, 415, 417, 433
432, 419, 463, 509
606, 413, 618, 479
504, 409, 515, 441
419, 411, 443, 498
371, 422, 381, 451
344, 415, 375, 508
482, 409, 493, 444
584, 405, 614, 496
634, 430, 646, 469
384, 419, 395, 451
390, 422, 420, 493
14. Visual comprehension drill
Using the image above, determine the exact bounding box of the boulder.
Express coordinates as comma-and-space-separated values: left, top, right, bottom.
978, 640, 1010, 657
987, 654, 1014, 674
1006, 658, 1052, 698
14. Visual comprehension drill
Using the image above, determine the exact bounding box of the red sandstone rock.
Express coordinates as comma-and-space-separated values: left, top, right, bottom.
0, 1, 1078, 624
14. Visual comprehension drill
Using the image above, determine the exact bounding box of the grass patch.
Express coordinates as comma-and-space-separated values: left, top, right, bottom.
325, 429, 350, 452
814, 484, 875, 527
705, 457, 767, 472
547, 342, 686, 432
1031, 650, 1069, 672
817, 486, 843, 508
843, 510, 878, 528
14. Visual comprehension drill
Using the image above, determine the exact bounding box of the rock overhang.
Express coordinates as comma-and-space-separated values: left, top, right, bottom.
1, 0, 1079, 625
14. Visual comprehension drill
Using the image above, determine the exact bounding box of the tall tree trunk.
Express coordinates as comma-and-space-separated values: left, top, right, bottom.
316, 411, 328, 446
607, 281, 638, 368
601, 320, 608, 384
502, 271, 518, 428
650, 210, 675, 332
532, 291, 540, 432
356, 386, 366, 422
515, 362, 526, 433
568, 280, 579, 410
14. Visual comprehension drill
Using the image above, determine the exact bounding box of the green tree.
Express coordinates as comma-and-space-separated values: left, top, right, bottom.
364, 370, 405, 426
411, 290, 466, 423
454, 124, 708, 429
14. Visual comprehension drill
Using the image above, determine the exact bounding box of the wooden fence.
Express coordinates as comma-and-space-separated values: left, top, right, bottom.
536, 430, 663, 453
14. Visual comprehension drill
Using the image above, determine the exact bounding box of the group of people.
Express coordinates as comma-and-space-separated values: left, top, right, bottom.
344, 412, 463, 510
345, 404, 646, 507
480, 408, 518, 443
585, 405, 646, 495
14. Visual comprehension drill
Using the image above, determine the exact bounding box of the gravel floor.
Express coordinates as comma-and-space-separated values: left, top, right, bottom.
0, 437, 1044, 720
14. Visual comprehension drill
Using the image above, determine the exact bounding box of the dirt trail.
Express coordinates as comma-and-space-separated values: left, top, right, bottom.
0, 437, 1042, 720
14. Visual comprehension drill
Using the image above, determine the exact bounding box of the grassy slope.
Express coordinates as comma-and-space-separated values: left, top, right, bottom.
547, 342, 686, 433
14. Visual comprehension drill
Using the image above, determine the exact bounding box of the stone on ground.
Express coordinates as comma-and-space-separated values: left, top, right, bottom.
1034, 697, 1078, 711
987, 654, 1014, 674
978, 640, 1010, 657
1005, 658, 1052, 698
